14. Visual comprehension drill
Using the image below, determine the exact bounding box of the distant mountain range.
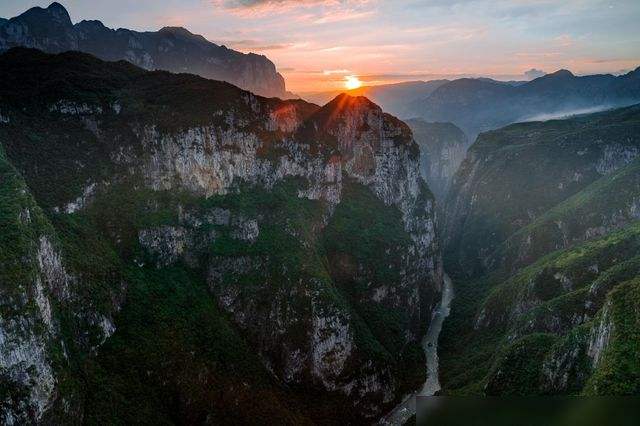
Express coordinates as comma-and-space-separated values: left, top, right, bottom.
303, 69, 640, 142
412, 69, 640, 140
0, 2, 293, 99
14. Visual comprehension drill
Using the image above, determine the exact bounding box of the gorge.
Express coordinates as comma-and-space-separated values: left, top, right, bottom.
1, 3, 640, 425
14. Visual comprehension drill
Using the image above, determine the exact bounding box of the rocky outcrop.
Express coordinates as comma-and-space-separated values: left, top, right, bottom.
0, 3, 291, 98
0, 145, 123, 424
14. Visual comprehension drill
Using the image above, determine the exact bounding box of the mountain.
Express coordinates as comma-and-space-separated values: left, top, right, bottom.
0, 48, 442, 424
410, 69, 640, 140
300, 80, 449, 116
438, 105, 640, 397
444, 104, 640, 276
405, 119, 469, 201
0, 2, 292, 98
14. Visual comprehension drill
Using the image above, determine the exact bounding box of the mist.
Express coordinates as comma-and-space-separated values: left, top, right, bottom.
520, 105, 616, 122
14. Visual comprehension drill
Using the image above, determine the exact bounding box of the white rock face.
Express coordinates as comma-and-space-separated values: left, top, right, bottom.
311, 306, 354, 389
0, 316, 56, 424
49, 100, 103, 115
3, 91, 440, 419
0, 236, 71, 423
596, 144, 639, 175
139, 226, 188, 267
61, 183, 96, 214
588, 303, 613, 366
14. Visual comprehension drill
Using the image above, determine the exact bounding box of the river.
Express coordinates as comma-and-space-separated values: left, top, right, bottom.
378, 273, 454, 425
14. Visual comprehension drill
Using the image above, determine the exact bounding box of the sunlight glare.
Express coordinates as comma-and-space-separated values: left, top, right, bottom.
344, 75, 362, 90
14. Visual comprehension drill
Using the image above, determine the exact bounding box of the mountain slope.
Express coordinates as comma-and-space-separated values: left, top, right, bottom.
0, 48, 442, 423
444, 105, 640, 277
439, 105, 640, 397
0, 2, 291, 98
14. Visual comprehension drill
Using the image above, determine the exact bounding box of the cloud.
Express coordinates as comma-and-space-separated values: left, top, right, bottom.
223, 39, 295, 50
524, 68, 546, 79
215, 0, 369, 11
323, 69, 351, 75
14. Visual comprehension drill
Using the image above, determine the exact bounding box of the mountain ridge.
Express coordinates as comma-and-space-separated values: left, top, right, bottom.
0, 2, 293, 99
410, 67, 640, 140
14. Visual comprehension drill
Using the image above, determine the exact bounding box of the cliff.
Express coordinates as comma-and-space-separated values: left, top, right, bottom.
0, 48, 442, 423
405, 119, 469, 201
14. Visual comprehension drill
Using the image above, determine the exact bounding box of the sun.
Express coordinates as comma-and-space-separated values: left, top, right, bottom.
344, 75, 362, 90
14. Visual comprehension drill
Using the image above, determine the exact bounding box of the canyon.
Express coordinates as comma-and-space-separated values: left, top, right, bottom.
1, 4, 640, 424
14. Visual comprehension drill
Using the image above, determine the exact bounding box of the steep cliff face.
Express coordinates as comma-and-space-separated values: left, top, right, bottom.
438, 105, 640, 397
0, 48, 442, 423
0, 3, 290, 99
444, 105, 640, 277
405, 119, 469, 201
0, 144, 124, 424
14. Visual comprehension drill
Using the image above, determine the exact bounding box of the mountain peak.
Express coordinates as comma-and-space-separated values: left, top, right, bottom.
47, 2, 71, 21
16, 2, 72, 27
326, 93, 378, 110
547, 69, 575, 78
159, 26, 192, 35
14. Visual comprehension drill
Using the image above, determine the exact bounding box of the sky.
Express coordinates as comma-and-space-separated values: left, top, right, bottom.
2, 0, 640, 92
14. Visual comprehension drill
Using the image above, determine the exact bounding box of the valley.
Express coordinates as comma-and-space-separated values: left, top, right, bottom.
1, 2, 640, 425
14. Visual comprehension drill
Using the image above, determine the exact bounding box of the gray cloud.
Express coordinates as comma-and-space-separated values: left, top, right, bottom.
524, 68, 546, 79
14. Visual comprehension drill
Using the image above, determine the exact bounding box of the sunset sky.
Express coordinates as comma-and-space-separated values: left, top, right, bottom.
2, 0, 639, 92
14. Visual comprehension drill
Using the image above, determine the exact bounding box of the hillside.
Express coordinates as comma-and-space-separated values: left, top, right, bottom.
439, 105, 640, 397
0, 48, 442, 424
444, 104, 640, 277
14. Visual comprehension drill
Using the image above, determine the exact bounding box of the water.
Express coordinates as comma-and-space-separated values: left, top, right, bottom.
378, 273, 454, 425
420, 273, 454, 396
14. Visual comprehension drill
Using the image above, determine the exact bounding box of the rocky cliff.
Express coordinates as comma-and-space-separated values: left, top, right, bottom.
0, 48, 442, 423
405, 119, 468, 201
0, 2, 291, 99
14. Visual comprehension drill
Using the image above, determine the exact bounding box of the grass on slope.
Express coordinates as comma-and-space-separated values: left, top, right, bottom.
440, 221, 640, 395
494, 157, 640, 272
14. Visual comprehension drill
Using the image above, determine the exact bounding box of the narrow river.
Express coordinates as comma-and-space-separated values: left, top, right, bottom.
378, 273, 454, 425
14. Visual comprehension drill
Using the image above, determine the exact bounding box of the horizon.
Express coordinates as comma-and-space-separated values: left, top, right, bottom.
1, 1, 639, 93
